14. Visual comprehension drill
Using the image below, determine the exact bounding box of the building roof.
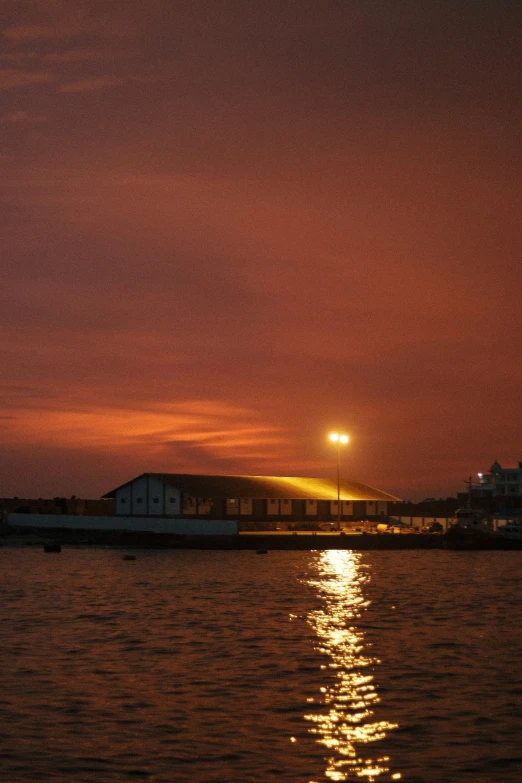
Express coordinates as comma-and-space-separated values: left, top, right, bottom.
104, 473, 400, 502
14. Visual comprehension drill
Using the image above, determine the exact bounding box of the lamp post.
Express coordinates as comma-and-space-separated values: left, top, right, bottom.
329, 432, 349, 528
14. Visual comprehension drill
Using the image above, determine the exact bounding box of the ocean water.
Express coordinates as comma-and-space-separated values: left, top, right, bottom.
0, 547, 521, 783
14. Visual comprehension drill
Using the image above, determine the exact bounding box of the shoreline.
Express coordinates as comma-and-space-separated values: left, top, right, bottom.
3, 527, 521, 551
0, 527, 445, 550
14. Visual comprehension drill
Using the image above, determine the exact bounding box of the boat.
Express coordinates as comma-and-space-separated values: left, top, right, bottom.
498, 519, 522, 540
444, 509, 499, 549
453, 507, 493, 529
444, 477, 498, 549
445, 506, 522, 551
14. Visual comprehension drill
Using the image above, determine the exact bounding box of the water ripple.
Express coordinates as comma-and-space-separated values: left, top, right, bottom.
0, 548, 521, 781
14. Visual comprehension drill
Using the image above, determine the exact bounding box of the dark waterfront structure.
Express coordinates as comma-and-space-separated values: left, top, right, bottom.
470, 459, 522, 513
103, 472, 400, 527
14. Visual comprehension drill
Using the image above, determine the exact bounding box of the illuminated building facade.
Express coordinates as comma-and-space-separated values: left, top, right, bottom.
104, 473, 400, 524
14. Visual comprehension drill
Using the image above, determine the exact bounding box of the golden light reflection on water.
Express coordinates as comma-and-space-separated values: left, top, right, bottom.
305, 550, 399, 782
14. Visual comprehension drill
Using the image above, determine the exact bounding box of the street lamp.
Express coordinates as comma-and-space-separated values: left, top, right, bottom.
329, 432, 349, 528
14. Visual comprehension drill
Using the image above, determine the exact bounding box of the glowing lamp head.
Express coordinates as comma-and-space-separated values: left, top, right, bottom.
329, 432, 349, 444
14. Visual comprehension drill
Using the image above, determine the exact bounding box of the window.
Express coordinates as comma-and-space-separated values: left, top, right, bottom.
153, 498, 159, 503
183, 496, 197, 513
136, 498, 143, 504
226, 498, 239, 515
170, 497, 176, 503
121, 498, 127, 504
198, 497, 213, 514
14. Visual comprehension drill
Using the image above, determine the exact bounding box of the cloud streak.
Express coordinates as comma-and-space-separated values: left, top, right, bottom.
0, 67, 53, 89
0, 109, 47, 122
1, 399, 290, 476
3, 25, 70, 41
59, 75, 122, 92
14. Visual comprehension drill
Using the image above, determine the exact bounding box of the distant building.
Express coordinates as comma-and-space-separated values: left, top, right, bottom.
103, 472, 400, 524
472, 460, 522, 500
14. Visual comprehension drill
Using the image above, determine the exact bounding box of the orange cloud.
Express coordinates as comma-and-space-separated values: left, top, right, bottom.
2, 401, 287, 456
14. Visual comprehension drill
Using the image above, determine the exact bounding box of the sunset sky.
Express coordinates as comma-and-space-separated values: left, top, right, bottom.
1, 1, 520, 500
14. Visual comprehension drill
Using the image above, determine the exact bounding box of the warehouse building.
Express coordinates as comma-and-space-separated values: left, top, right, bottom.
103, 472, 400, 525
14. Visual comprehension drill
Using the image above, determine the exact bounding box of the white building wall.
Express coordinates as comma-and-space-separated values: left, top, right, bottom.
267, 499, 280, 515
147, 475, 165, 516
117, 480, 180, 516
131, 475, 148, 515
116, 484, 131, 515
7, 513, 238, 535
165, 488, 180, 515
305, 499, 317, 515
